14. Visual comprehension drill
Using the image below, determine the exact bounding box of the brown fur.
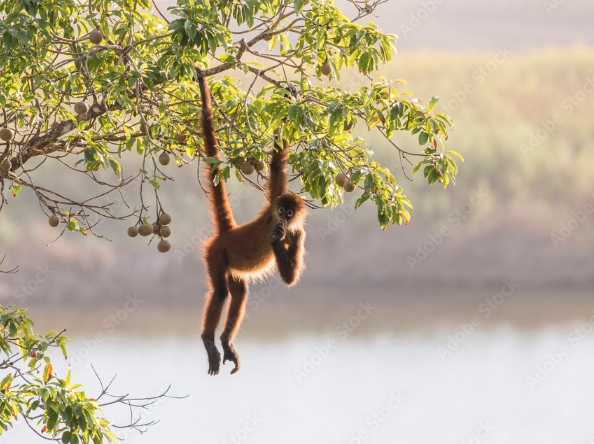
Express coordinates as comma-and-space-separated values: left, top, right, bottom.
197, 72, 307, 375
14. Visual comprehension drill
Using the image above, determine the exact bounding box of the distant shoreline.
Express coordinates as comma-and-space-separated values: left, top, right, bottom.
26, 284, 594, 337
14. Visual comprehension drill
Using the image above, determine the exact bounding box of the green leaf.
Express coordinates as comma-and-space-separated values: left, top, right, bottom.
411, 161, 424, 174
107, 158, 121, 177
149, 180, 160, 189
418, 131, 429, 146
428, 169, 438, 186
219, 54, 236, 63
67, 219, 78, 231
428, 96, 439, 111
43, 362, 52, 383
446, 150, 465, 161
0, 374, 13, 390
294, 0, 305, 14
202, 157, 222, 169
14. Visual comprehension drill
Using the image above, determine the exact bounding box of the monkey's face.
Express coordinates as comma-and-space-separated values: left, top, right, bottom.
276, 193, 307, 228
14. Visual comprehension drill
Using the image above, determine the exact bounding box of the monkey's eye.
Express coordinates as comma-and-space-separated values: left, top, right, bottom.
286, 210, 293, 218
279, 207, 284, 214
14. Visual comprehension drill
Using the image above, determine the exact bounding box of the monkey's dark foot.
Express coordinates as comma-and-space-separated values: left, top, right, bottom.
203, 338, 221, 375
271, 222, 286, 243
221, 340, 241, 374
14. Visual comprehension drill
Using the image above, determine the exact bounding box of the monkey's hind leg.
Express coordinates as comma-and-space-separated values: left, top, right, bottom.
201, 262, 229, 376
220, 275, 248, 374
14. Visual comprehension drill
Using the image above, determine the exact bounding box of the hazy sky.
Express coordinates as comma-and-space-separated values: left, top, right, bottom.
348, 0, 594, 52
155, 0, 594, 52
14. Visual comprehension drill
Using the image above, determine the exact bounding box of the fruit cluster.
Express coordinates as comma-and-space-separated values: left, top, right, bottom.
0, 128, 14, 172
335, 172, 356, 192
127, 212, 172, 253
239, 157, 266, 175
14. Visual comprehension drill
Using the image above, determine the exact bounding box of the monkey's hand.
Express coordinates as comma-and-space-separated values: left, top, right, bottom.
271, 221, 286, 243
221, 339, 241, 375
203, 337, 221, 376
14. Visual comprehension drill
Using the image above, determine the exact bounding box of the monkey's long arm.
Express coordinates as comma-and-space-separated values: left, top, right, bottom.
272, 230, 305, 286
267, 139, 289, 203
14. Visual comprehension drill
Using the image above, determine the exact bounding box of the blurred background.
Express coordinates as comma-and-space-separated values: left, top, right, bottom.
2, 0, 594, 442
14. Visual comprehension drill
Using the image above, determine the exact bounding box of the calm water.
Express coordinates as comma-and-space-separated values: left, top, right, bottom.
5, 326, 594, 443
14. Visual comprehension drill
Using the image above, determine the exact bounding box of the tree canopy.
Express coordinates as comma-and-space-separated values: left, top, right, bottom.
0, 0, 461, 248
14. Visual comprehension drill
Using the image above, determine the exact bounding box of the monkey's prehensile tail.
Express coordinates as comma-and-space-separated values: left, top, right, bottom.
197, 72, 235, 233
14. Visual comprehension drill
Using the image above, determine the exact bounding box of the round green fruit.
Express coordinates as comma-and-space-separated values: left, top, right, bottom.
159, 151, 170, 166
160, 226, 171, 238
240, 161, 255, 175
138, 224, 153, 236
48, 215, 60, 227
127, 226, 139, 237
320, 61, 333, 77
343, 180, 356, 192
89, 30, 104, 44
254, 161, 265, 172
74, 102, 89, 115
159, 213, 172, 225
0, 128, 14, 142
335, 172, 348, 187
157, 240, 171, 253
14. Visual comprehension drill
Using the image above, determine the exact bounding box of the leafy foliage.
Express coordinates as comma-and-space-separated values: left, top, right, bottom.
0, 0, 461, 232
0, 304, 175, 443
0, 305, 117, 443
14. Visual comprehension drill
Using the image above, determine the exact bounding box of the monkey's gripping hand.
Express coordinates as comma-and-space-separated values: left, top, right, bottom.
271, 221, 286, 243
221, 339, 241, 375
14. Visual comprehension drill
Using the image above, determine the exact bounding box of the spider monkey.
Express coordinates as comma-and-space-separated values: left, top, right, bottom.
197, 73, 307, 375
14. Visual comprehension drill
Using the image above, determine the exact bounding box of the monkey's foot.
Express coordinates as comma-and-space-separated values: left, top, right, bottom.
203, 338, 221, 375
221, 340, 241, 375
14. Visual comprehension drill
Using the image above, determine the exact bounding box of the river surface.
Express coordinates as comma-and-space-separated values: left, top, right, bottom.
5, 326, 594, 443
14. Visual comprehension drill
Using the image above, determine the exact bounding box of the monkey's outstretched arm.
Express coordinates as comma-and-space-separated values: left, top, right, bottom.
272, 229, 305, 286
267, 139, 289, 203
